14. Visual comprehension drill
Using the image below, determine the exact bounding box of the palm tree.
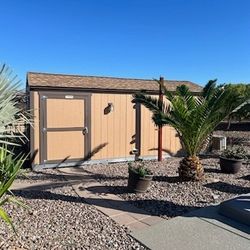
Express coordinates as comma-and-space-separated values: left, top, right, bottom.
133, 80, 247, 181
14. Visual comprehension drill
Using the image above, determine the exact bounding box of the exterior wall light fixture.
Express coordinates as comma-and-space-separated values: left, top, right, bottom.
107, 102, 114, 112
104, 102, 114, 114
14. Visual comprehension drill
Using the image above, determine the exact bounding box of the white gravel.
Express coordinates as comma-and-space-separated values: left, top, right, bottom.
1, 155, 249, 249
83, 157, 250, 219
0, 175, 146, 250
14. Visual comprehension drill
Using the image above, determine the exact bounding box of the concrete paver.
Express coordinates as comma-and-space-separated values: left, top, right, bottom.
187, 204, 250, 239
126, 221, 150, 231
111, 213, 142, 226
94, 206, 125, 217
131, 206, 250, 250
140, 215, 164, 226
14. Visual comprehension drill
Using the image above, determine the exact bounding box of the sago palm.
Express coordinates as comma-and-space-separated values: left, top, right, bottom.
133, 80, 247, 181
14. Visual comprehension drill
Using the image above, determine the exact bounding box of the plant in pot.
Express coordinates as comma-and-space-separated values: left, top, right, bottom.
220, 145, 248, 174
127, 161, 153, 193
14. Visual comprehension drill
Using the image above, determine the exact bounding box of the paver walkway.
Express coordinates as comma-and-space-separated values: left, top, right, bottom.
12, 167, 164, 232
59, 167, 164, 231
12, 167, 250, 250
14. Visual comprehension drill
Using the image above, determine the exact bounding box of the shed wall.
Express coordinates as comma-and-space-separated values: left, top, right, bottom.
140, 105, 182, 157
32, 90, 183, 165
90, 93, 182, 160
91, 93, 136, 160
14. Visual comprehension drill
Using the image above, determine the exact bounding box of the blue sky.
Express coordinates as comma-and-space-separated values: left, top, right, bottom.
1, 0, 250, 87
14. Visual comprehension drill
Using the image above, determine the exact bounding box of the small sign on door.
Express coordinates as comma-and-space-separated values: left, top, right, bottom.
65, 95, 74, 99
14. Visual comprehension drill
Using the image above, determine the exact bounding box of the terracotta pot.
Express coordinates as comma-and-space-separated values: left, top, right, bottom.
127, 169, 153, 193
219, 157, 243, 174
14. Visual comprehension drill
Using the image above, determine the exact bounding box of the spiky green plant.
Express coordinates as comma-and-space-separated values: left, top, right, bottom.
133, 80, 247, 181
0, 64, 30, 231
0, 146, 27, 232
0, 64, 30, 146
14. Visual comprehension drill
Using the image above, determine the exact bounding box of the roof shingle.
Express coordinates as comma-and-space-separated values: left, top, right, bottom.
27, 72, 202, 93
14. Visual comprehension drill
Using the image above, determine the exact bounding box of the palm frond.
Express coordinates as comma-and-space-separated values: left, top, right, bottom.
133, 79, 247, 157
202, 79, 217, 100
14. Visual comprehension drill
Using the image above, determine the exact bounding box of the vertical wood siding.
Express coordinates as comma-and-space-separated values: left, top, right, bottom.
140, 104, 182, 157
91, 93, 136, 160
34, 91, 182, 164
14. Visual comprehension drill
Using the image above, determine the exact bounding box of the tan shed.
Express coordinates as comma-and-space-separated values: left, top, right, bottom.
27, 72, 202, 168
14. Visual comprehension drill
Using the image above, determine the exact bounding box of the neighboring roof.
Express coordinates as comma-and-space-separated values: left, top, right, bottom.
27, 72, 202, 93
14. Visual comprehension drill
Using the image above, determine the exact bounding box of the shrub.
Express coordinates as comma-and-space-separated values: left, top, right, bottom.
221, 145, 248, 160
128, 161, 152, 177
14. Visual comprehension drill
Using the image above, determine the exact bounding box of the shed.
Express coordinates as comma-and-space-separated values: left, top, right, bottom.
27, 72, 202, 168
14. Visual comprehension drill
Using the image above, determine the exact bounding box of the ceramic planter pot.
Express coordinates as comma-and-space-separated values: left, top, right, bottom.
219, 157, 243, 174
127, 168, 153, 193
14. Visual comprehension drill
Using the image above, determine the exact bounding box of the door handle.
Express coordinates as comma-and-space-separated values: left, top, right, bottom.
82, 127, 88, 135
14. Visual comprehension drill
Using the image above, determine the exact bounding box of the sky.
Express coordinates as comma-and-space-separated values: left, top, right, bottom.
1, 0, 250, 88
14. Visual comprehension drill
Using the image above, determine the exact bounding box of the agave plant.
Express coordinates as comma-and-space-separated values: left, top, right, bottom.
133, 80, 247, 181
0, 146, 27, 231
0, 64, 30, 230
0, 64, 30, 146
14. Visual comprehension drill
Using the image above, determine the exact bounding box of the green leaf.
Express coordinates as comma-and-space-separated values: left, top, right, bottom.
0, 207, 15, 232
8, 196, 29, 209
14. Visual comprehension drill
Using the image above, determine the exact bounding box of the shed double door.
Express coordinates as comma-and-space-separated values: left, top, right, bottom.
40, 93, 91, 163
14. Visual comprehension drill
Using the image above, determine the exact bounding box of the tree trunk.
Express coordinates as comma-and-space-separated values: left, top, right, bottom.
227, 117, 232, 130
178, 156, 204, 181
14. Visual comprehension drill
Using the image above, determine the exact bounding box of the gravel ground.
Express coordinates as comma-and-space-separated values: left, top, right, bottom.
1, 130, 249, 249
0, 174, 146, 250
83, 157, 250, 219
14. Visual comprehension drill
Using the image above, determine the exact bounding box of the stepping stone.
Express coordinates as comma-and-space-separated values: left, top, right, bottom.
219, 193, 250, 227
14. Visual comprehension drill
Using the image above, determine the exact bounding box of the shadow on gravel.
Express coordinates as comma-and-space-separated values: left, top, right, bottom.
12, 189, 197, 218
152, 175, 181, 183
240, 175, 250, 181
16, 171, 66, 182
86, 185, 127, 195
204, 168, 221, 174
204, 181, 250, 194
12, 189, 84, 203
124, 199, 198, 217
200, 155, 220, 160
17, 168, 127, 186
85, 185, 198, 217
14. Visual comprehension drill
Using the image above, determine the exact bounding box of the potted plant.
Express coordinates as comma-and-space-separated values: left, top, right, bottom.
220, 145, 248, 174
127, 161, 153, 193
